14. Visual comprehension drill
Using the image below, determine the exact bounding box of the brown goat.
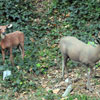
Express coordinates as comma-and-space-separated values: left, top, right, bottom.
0, 25, 24, 66
0, 24, 12, 33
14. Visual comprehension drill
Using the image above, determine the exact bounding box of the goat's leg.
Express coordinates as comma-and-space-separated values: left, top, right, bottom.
62, 54, 68, 79
91, 67, 96, 78
10, 47, 14, 66
20, 43, 24, 59
62, 56, 65, 79
86, 68, 93, 92
1, 49, 5, 64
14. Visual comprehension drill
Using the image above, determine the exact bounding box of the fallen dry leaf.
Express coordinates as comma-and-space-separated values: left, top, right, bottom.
51, 44, 57, 48
65, 25, 70, 28
14, 92, 18, 97
66, 13, 70, 17
60, 97, 68, 100
42, 84, 47, 88
74, 98, 78, 100
29, 68, 32, 72
52, 24, 57, 27
42, 98, 46, 100
46, 87, 50, 91
16, 66, 20, 70
59, 81, 66, 86
54, 10, 58, 13
53, 88, 60, 94
30, 38, 35, 42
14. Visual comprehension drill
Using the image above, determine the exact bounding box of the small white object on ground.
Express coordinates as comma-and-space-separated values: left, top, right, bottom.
65, 78, 69, 83
65, 78, 72, 84
3, 70, 11, 80
62, 84, 72, 97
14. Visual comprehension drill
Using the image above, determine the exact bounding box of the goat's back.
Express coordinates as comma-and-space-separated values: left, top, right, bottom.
59, 36, 95, 62
7, 31, 24, 42
60, 36, 86, 52
1, 31, 24, 49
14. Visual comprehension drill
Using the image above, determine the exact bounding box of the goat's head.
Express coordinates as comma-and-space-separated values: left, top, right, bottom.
0, 24, 12, 39
0, 28, 5, 39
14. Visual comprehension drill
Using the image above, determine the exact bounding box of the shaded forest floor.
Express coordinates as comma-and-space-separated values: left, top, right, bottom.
0, 0, 100, 100
43, 66, 100, 97
34, 66, 100, 99
1, 66, 99, 100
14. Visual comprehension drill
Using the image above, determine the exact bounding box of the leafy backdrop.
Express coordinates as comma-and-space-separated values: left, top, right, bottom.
0, 0, 100, 95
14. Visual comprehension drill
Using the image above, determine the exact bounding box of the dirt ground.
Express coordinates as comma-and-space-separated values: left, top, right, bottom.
1, 66, 100, 100
38, 66, 100, 99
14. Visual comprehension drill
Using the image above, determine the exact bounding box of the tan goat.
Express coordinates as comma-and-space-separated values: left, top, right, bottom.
0, 24, 24, 66
60, 36, 100, 91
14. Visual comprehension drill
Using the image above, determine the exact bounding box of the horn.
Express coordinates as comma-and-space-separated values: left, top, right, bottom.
7, 24, 12, 28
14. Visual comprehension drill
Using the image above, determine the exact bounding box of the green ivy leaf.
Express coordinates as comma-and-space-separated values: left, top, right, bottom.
36, 63, 41, 68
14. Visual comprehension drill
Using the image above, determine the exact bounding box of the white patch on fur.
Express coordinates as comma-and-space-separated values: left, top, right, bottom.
1, 34, 5, 39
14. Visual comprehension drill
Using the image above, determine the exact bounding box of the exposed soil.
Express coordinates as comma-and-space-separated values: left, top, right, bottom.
1, 66, 100, 100
38, 66, 100, 99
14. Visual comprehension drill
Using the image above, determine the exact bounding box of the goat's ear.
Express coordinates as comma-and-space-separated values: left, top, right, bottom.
7, 24, 12, 28
96, 38, 100, 44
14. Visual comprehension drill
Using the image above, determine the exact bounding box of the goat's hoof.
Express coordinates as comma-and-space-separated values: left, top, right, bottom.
86, 84, 94, 92
94, 75, 100, 78
86, 87, 94, 92
89, 88, 94, 92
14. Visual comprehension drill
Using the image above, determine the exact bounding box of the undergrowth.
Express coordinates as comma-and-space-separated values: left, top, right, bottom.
0, 0, 100, 99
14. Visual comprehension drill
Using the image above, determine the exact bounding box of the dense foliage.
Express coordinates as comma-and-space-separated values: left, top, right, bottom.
0, 0, 100, 98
